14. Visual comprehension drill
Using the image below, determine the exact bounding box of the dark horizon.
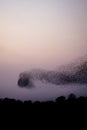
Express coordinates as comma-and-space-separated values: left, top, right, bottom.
0, 93, 87, 115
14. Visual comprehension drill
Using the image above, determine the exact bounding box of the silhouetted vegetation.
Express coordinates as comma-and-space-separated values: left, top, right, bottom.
0, 94, 87, 116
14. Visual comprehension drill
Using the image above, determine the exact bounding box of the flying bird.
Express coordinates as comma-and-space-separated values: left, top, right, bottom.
18, 56, 87, 88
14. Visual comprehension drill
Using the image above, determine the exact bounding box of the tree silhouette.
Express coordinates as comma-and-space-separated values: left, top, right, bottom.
56, 96, 66, 103
68, 93, 76, 100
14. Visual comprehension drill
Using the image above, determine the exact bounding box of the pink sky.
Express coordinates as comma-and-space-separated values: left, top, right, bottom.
0, 0, 87, 101
0, 0, 87, 69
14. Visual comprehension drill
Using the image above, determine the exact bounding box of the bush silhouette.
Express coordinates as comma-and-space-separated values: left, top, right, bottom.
68, 93, 76, 100
56, 96, 66, 103
0, 93, 87, 115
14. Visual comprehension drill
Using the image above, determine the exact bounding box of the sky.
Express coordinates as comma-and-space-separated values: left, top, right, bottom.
0, 0, 87, 100
0, 0, 87, 69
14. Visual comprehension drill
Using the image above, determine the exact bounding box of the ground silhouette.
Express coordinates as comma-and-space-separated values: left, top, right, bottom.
0, 93, 87, 116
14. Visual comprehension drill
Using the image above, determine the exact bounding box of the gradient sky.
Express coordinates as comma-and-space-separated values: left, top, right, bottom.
0, 0, 87, 100
0, 0, 87, 69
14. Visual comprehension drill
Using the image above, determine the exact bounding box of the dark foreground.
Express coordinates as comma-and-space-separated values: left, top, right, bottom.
0, 94, 87, 115
0, 94, 87, 126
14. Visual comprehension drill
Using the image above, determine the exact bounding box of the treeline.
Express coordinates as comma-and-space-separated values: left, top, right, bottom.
0, 93, 87, 113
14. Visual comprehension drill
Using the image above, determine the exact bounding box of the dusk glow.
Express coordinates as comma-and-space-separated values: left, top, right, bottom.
0, 0, 87, 101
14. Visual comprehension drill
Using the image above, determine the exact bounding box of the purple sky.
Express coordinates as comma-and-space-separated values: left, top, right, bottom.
0, 0, 87, 101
